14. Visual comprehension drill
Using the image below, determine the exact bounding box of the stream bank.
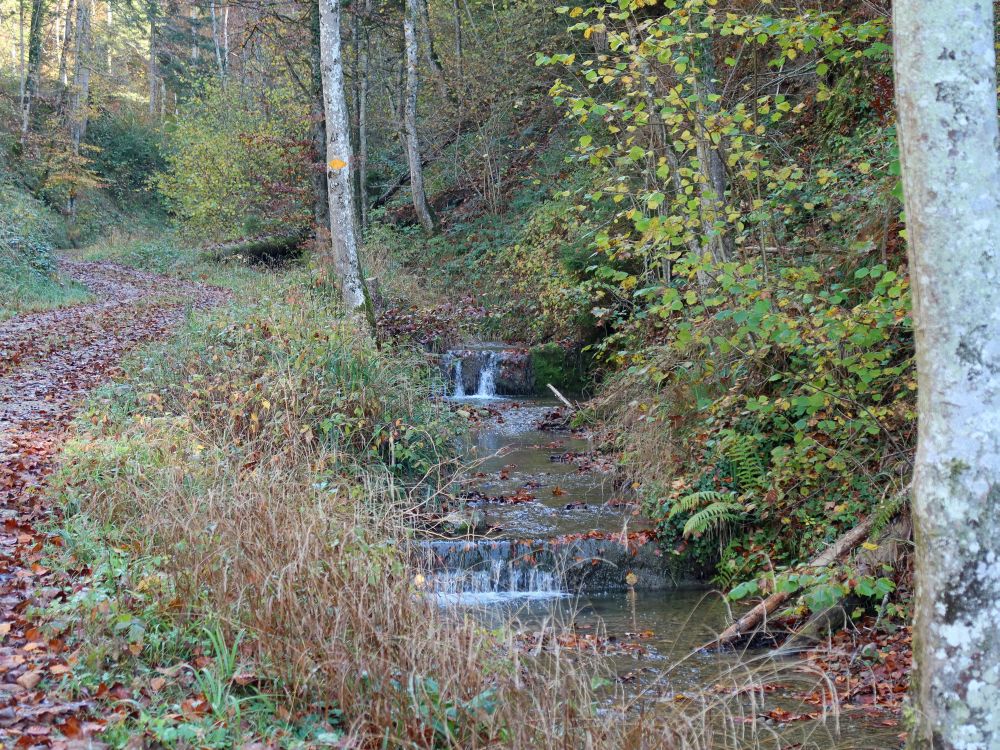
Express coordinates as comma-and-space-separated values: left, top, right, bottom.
419, 343, 905, 748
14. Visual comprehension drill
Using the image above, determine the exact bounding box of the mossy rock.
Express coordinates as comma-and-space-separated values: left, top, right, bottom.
529, 343, 590, 397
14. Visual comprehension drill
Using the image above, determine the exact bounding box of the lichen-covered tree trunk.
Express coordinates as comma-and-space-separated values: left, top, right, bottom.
403, 0, 438, 234
318, 0, 367, 314
894, 1, 1000, 747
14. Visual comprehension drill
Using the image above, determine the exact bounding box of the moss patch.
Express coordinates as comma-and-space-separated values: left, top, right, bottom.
530, 343, 590, 397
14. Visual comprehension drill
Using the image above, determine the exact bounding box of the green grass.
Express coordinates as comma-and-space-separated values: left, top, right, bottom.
0, 264, 91, 321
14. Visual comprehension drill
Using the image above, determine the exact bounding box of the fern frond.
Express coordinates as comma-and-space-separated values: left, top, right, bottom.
669, 490, 735, 518
682, 501, 745, 538
720, 430, 766, 491
868, 487, 910, 540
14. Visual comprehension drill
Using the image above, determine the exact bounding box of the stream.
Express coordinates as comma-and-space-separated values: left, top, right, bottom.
419, 345, 903, 749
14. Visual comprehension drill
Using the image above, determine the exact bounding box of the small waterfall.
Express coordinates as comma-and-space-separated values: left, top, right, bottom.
452, 356, 466, 398
421, 540, 566, 603
475, 351, 499, 398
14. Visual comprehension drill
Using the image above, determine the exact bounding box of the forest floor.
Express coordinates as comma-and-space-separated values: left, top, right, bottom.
0, 261, 225, 748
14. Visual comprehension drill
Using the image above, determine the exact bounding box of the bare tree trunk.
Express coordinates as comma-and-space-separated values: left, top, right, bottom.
403, 0, 437, 234
210, 0, 226, 83
20, 0, 48, 141
309, 0, 329, 231
67, 0, 92, 224
69, 0, 91, 153
56, 0, 75, 96
692, 35, 731, 264
104, 0, 111, 69
318, 0, 367, 315
414, 0, 450, 103
357, 12, 370, 230
895, 1, 1000, 747
147, 0, 158, 117
452, 0, 462, 85
18, 0, 26, 105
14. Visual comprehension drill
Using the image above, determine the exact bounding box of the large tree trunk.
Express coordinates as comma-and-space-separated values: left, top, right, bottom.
309, 0, 329, 232
318, 0, 367, 315
20, 0, 48, 141
894, 1, 1000, 747
403, 0, 438, 234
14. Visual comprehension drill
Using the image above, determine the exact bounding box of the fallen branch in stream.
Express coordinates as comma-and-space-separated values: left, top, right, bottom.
705, 486, 910, 650
547, 383, 576, 412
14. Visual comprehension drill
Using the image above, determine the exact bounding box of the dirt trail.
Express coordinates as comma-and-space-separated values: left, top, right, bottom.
0, 261, 226, 748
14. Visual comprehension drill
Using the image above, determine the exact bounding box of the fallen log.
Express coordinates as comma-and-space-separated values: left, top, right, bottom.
207, 233, 307, 263
547, 383, 576, 413
705, 512, 884, 650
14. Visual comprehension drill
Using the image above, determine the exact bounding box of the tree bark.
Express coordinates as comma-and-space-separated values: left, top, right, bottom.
692, 34, 731, 264
309, 0, 329, 232
895, 2, 1000, 747
67, 0, 91, 224
147, 0, 158, 117
403, 0, 438, 234
55, 0, 75, 103
356, 13, 370, 230
318, 0, 367, 315
68, 0, 91, 154
415, 0, 451, 103
20, 0, 48, 141
210, 0, 226, 83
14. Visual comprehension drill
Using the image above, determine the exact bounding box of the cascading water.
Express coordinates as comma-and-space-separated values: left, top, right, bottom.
421, 539, 565, 604
452, 356, 466, 398
475, 351, 499, 398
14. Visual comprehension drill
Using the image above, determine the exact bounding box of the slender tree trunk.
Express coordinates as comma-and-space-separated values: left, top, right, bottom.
452, 0, 462, 85
20, 0, 48, 141
69, 0, 91, 154
67, 0, 91, 224
692, 34, 731, 264
104, 1, 111, 69
18, 0, 26, 105
309, 0, 329, 231
353, 0, 371, 231
403, 0, 437, 233
357, 12, 370, 230
56, 0, 75, 97
147, 0, 158, 117
414, 0, 450, 103
895, 2, 1000, 748
210, 0, 226, 82
318, 0, 367, 314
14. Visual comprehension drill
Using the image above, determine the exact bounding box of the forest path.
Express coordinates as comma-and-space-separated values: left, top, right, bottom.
0, 261, 226, 747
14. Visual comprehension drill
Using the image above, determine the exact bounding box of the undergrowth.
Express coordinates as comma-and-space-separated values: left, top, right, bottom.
33, 270, 755, 748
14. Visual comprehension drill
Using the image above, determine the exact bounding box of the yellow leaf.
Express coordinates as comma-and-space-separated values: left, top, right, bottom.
862, 542, 879, 551
328, 158, 348, 170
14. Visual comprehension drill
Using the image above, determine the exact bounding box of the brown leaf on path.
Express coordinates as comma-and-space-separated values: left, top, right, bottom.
16, 671, 42, 690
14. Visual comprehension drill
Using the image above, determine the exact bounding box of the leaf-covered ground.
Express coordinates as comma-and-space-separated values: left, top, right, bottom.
0, 261, 225, 748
